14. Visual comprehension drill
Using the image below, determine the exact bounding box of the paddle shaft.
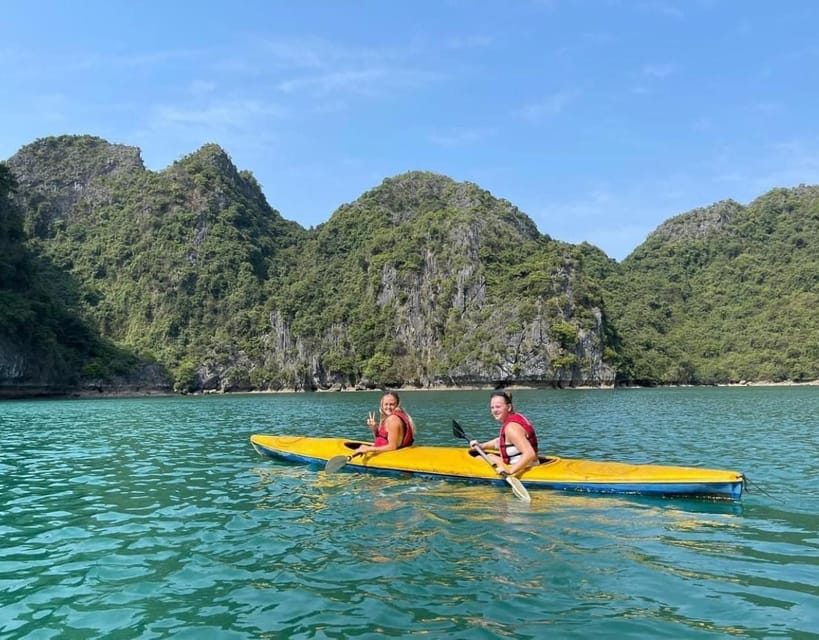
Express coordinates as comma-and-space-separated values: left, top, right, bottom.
325, 450, 365, 472
452, 420, 531, 502
470, 443, 504, 472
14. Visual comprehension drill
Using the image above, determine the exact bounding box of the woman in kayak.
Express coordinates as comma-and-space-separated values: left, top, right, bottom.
356, 391, 416, 453
470, 390, 538, 475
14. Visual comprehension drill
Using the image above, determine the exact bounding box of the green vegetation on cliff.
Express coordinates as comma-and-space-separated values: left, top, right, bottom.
4, 135, 819, 394
10, 137, 305, 390
605, 188, 819, 384
0, 161, 140, 391
268, 172, 612, 387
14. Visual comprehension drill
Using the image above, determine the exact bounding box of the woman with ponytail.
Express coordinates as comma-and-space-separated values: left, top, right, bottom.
356, 391, 416, 453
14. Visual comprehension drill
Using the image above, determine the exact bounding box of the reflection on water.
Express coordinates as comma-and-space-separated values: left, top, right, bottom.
1, 388, 818, 639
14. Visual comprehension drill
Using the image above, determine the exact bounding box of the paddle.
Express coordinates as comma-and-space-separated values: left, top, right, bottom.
452, 420, 531, 503
325, 451, 365, 473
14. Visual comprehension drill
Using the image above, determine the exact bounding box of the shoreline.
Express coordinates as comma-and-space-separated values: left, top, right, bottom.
3, 378, 819, 401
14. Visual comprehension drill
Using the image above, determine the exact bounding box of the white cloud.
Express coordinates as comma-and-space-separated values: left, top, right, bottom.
442, 34, 494, 50
750, 102, 783, 114
640, 62, 676, 78
188, 80, 218, 95
152, 100, 285, 129
691, 116, 713, 131
257, 38, 333, 69
636, 1, 686, 21
275, 69, 388, 96
428, 127, 495, 148
515, 91, 576, 122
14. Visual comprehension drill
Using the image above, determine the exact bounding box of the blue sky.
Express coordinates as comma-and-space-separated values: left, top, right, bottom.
2, 1, 818, 261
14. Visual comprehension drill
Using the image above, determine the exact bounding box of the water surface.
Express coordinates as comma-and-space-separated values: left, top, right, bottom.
2, 388, 818, 638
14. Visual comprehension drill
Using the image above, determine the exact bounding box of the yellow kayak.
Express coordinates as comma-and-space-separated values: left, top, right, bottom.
250, 434, 745, 500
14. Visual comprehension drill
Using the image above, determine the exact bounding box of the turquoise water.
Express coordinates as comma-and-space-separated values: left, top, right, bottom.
2, 387, 818, 639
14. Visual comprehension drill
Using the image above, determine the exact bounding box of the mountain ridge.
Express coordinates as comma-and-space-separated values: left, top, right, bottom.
3, 135, 818, 395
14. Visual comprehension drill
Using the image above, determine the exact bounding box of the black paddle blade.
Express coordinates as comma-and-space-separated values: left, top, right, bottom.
452, 420, 467, 440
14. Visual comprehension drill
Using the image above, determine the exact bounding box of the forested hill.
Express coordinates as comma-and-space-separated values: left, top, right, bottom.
0, 161, 153, 396
267, 171, 616, 389
604, 186, 819, 384
1, 135, 616, 395
1, 134, 818, 396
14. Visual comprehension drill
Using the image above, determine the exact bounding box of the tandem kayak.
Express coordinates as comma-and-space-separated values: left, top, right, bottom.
250, 434, 745, 500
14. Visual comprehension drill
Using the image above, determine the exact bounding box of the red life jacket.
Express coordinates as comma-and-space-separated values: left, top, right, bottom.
498, 413, 538, 464
374, 409, 414, 448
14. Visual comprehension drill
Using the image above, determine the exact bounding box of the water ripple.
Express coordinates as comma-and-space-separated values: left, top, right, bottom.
2, 390, 818, 638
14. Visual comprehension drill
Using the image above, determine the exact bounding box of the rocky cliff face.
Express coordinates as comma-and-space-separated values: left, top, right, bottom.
2, 138, 618, 395
256, 172, 617, 390
647, 199, 743, 244
0, 337, 27, 380
7, 135, 145, 238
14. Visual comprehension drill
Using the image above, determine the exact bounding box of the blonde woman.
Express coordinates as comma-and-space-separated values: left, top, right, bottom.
356, 391, 415, 453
